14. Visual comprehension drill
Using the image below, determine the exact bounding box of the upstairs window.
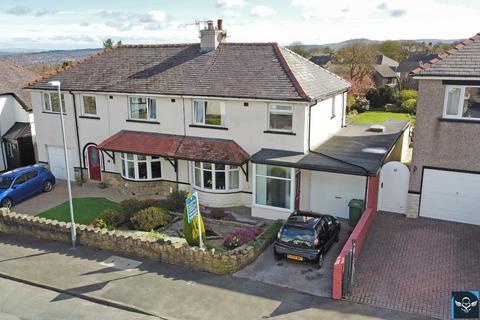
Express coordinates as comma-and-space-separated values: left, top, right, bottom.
193, 100, 225, 126
129, 97, 157, 121
43, 92, 65, 113
82, 95, 97, 115
444, 86, 480, 120
269, 105, 293, 131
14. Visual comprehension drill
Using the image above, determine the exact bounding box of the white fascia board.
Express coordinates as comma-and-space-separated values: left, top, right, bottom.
413, 76, 480, 81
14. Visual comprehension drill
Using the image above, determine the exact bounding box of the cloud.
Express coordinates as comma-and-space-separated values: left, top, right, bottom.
80, 22, 90, 27
250, 5, 276, 17
215, 0, 246, 9
34, 9, 57, 17
139, 10, 168, 23
390, 9, 406, 17
5, 6, 31, 15
223, 9, 241, 17
377, 2, 387, 10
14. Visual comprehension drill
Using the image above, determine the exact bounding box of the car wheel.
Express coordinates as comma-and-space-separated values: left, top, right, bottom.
273, 249, 282, 261
334, 232, 340, 242
1, 198, 12, 209
43, 180, 53, 192
317, 252, 324, 269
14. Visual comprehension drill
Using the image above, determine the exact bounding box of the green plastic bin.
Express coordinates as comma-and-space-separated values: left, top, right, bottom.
348, 199, 365, 227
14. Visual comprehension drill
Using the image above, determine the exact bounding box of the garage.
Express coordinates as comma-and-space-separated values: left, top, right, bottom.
420, 168, 480, 225
47, 146, 74, 181
310, 171, 366, 219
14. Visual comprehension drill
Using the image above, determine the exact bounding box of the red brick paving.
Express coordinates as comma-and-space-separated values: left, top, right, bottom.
347, 212, 480, 320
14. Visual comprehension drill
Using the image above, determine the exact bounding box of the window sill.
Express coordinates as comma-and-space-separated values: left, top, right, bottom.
79, 115, 100, 120
42, 111, 66, 115
438, 117, 480, 123
263, 130, 296, 136
189, 124, 228, 130
126, 119, 160, 124
192, 186, 241, 194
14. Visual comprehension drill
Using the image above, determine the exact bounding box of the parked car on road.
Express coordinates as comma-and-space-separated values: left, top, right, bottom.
0, 164, 56, 208
274, 212, 341, 268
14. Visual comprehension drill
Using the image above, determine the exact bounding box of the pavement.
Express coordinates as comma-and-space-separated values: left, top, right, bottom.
0, 233, 429, 320
347, 212, 480, 320
235, 220, 350, 298
0, 277, 158, 320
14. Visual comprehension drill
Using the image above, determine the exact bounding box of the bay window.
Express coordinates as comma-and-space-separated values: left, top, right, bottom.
121, 153, 161, 180
43, 92, 65, 113
129, 97, 157, 120
193, 100, 224, 126
192, 162, 240, 191
269, 105, 293, 131
255, 164, 293, 210
444, 86, 480, 120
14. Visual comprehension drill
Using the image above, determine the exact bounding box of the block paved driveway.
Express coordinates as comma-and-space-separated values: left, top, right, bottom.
347, 212, 480, 320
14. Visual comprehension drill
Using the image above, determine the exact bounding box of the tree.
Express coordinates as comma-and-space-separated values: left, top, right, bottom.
334, 42, 376, 82
399, 40, 429, 59
378, 40, 404, 61
103, 39, 122, 49
289, 41, 310, 58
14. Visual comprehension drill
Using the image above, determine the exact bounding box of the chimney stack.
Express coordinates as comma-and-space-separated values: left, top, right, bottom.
200, 18, 226, 52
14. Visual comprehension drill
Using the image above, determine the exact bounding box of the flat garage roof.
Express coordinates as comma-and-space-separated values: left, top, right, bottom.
252, 119, 409, 176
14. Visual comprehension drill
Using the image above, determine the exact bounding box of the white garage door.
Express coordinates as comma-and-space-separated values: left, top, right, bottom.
48, 146, 75, 181
310, 171, 366, 219
420, 169, 480, 225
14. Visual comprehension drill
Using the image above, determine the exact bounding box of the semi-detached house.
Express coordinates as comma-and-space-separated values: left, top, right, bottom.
26, 20, 408, 220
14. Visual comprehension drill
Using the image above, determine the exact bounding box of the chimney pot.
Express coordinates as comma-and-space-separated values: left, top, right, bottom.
217, 19, 223, 30
207, 20, 214, 30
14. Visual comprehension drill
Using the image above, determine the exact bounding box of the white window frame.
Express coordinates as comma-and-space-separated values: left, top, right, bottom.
120, 153, 162, 181
5, 142, 15, 158
331, 96, 336, 118
128, 97, 157, 121
191, 161, 240, 192
81, 94, 98, 115
192, 100, 225, 127
443, 85, 480, 121
268, 104, 294, 132
42, 91, 66, 113
253, 164, 295, 212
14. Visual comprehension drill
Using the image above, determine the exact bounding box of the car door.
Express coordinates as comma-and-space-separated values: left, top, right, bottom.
10, 173, 29, 202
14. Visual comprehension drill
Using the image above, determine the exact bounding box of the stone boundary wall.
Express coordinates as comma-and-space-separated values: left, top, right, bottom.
0, 209, 272, 275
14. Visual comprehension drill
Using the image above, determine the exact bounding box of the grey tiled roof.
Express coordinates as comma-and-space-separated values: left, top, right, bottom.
414, 33, 480, 77
398, 54, 439, 73
0, 59, 37, 111
375, 55, 399, 68
27, 43, 350, 102
374, 65, 398, 78
309, 55, 333, 67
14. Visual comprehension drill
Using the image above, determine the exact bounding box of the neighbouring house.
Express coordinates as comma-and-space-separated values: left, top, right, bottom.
372, 54, 399, 88
309, 55, 333, 69
375, 54, 399, 70
26, 20, 409, 220
398, 53, 439, 89
0, 60, 37, 171
409, 32, 480, 226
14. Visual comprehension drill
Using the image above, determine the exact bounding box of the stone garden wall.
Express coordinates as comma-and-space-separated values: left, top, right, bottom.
0, 209, 271, 274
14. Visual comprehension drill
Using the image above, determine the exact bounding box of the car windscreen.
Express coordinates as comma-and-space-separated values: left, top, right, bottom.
0, 177, 13, 189
279, 226, 315, 247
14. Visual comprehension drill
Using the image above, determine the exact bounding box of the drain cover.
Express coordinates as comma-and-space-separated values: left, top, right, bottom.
100, 256, 142, 271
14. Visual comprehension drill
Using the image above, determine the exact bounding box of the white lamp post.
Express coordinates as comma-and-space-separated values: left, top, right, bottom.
49, 81, 77, 248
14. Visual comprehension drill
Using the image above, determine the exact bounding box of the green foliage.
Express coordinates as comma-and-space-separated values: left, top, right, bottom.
130, 207, 172, 231
399, 90, 418, 102
158, 190, 188, 212
352, 111, 415, 124
183, 205, 206, 246
96, 208, 122, 227
352, 98, 369, 113
401, 98, 417, 114
366, 87, 398, 109
378, 40, 404, 61
118, 198, 154, 224
346, 94, 356, 113
260, 221, 284, 240
92, 218, 107, 229
147, 230, 164, 241
289, 41, 310, 58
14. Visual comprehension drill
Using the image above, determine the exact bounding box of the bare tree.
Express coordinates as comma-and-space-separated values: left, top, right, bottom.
334, 42, 376, 82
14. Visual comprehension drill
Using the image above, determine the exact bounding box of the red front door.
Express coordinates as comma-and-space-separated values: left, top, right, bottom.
294, 170, 301, 211
87, 146, 101, 181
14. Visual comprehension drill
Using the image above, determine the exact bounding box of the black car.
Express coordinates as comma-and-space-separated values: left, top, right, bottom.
273, 212, 341, 268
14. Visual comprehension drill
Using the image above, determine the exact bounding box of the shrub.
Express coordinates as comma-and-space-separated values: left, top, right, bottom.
158, 190, 188, 212
401, 98, 417, 114
92, 218, 108, 229
260, 221, 284, 240
366, 87, 398, 109
399, 90, 418, 102
130, 207, 172, 231
352, 98, 369, 113
118, 199, 152, 223
210, 208, 227, 220
95, 208, 122, 227
223, 227, 264, 250
183, 205, 206, 246
346, 94, 356, 113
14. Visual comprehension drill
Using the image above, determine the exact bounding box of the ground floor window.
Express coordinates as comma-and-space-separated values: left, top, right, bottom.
255, 164, 293, 210
121, 153, 161, 181
192, 161, 240, 192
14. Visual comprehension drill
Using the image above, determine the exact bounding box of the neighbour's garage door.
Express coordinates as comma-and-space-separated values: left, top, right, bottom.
310, 171, 366, 219
47, 146, 74, 181
420, 168, 480, 225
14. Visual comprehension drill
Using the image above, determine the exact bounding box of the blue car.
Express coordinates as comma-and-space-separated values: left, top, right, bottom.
0, 164, 56, 209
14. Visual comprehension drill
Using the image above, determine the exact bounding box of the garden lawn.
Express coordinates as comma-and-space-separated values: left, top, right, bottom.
351, 111, 415, 124
38, 197, 120, 225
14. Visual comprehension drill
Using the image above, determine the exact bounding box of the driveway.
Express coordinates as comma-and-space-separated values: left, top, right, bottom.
347, 212, 480, 320
235, 220, 350, 297
12, 180, 129, 215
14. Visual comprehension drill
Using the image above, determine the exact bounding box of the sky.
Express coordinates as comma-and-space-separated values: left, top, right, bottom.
0, 0, 479, 50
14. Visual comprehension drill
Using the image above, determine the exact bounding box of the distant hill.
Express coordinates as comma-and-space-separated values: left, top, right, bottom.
2, 48, 102, 67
